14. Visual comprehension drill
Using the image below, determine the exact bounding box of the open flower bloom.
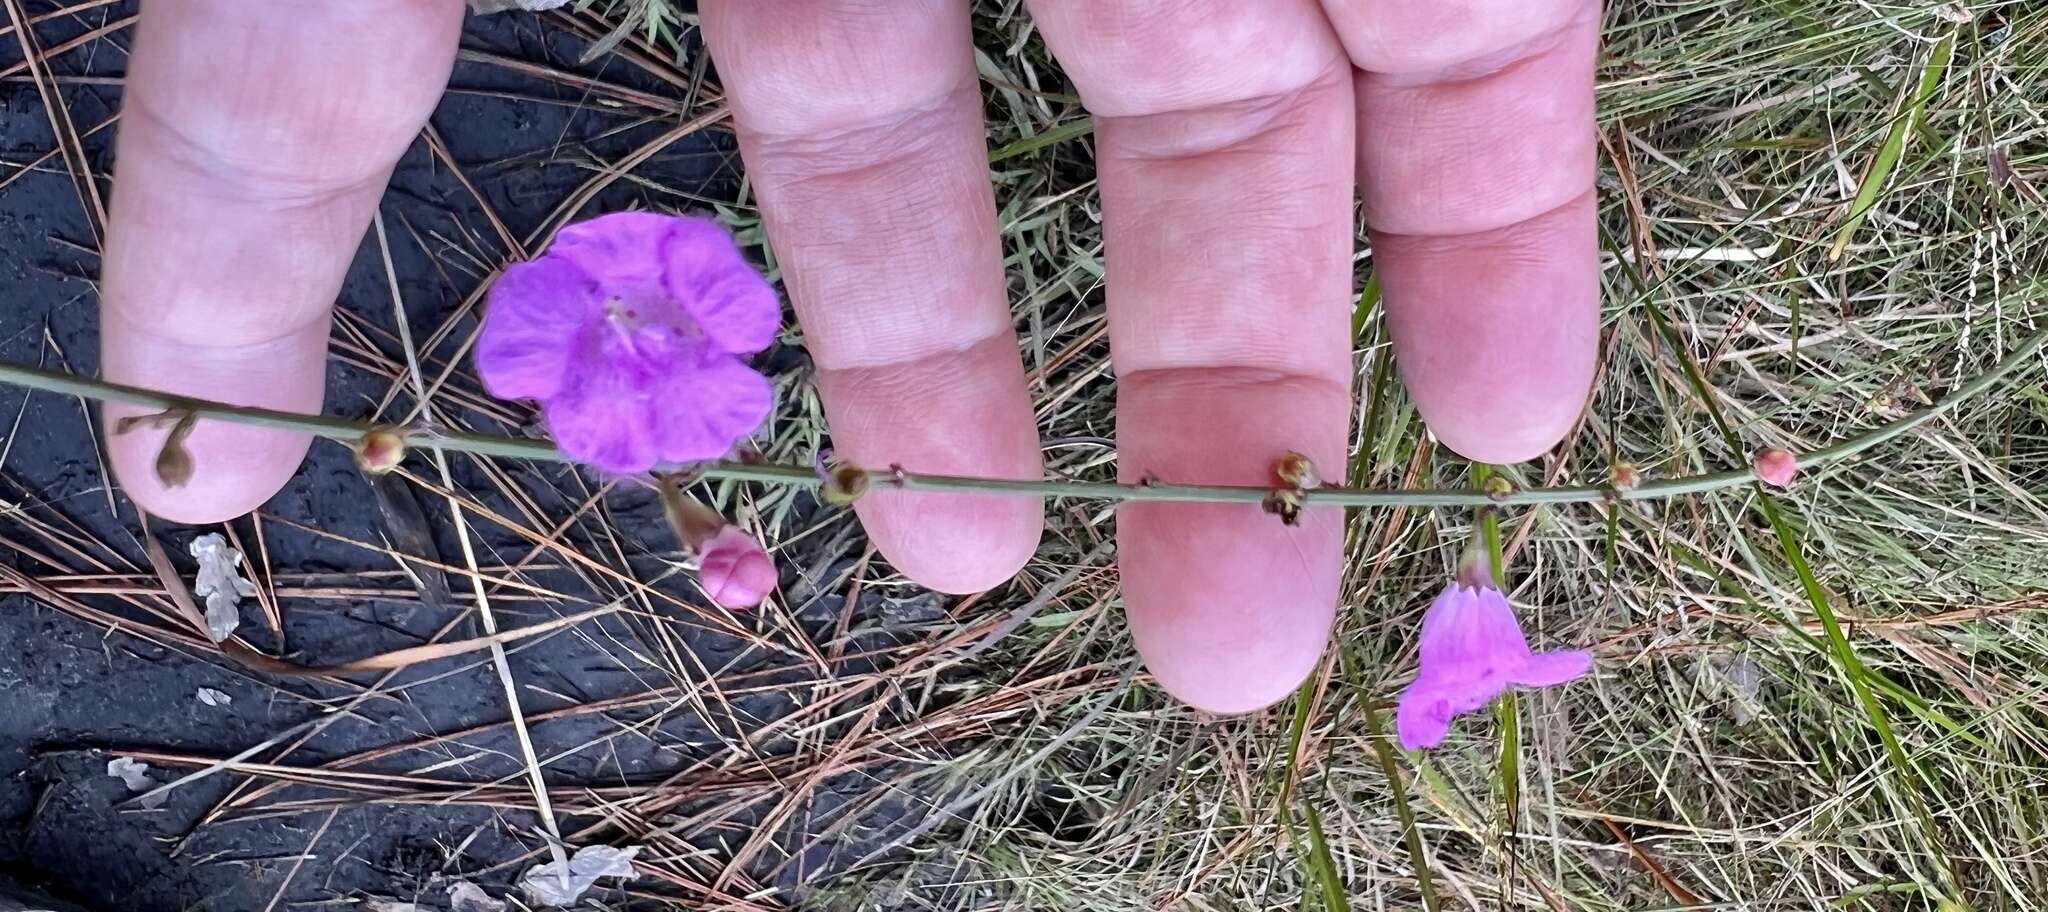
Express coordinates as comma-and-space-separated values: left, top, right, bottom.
1396, 582, 1591, 749
697, 525, 776, 609
476, 212, 778, 473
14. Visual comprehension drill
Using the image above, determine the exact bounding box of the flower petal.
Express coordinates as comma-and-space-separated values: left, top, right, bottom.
1513, 650, 1591, 687
544, 380, 658, 474
1396, 671, 1509, 750
476, 257, 601, 400
650, 354, 773, 464
1394, 689, 1453, 750
1399, 581, 1590, 749
548, 211, 677, 290
661, 218, 780, 354
1416, 583, 1536, 668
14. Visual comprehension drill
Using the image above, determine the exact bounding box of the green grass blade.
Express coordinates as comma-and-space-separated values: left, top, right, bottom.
1469, 465, 1519, 835
1756, 494, 1966, 903
1829, 29, 1956, 259
1301, 801, 1351, 912
989, 117, 1094, 164
1633, 284, 1966, 902
1349, 271, 1383, 342
1359, 696, 1441, 912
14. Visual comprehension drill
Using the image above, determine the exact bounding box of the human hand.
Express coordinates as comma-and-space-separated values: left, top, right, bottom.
104, 0, 1597, 714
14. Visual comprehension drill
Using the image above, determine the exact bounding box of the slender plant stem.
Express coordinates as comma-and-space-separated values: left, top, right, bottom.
5, 318, 2041, 508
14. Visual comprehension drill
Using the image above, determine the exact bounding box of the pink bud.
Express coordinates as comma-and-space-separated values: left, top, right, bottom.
1751, 448, 1798, 488
354, 426, 407, 475
697, 526, 776, 609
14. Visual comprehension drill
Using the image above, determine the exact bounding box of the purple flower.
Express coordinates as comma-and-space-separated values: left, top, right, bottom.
1396, 582, 1590, 750
476, 212, 779, 474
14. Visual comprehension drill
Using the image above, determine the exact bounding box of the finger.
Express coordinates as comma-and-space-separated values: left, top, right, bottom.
1028, 0, 1355, 713
102, 0, 462, 522
700, 1, 1042, 594
1330, 0, 1601, 462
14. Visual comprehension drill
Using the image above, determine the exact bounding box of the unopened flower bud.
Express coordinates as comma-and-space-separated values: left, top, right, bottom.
354, 426, 407, 475
1484, 475, 1513, 502
1275, 451, 1321, 490
1609, 463, 1641, 492
698, 526, 776, 609
1751, 448, 1798, 488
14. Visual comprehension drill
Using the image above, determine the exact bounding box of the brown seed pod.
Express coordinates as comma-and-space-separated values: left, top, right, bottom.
1261, 488, 1303, 526
154, 412, 199, 489
820, 462, 870, 506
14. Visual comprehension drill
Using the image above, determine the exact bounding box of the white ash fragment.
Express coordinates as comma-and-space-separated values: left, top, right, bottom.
448, 881, 506, 912
106, 757, 152, 790
518, 844, 641, 906
196, 687, 232, 707
189, 533, 256, 643
106, 756, 166, 809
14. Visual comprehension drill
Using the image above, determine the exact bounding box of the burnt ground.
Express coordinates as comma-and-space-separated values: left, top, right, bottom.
0, 6, 1000, 910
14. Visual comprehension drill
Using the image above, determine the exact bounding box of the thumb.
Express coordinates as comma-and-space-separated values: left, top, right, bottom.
102, 0, 462, 522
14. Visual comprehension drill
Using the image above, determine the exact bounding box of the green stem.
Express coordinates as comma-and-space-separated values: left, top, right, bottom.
4, 318, 2041, 509
1470, 466, 1521, 849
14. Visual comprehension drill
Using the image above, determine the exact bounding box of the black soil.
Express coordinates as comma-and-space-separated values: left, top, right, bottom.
0, 6, 962, 910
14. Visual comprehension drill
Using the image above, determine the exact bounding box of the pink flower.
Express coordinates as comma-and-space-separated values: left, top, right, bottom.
1396, 582, 1590, 749
1751, 447, 1798, 488
476, 212, 779, 474
697, 526, 776, 609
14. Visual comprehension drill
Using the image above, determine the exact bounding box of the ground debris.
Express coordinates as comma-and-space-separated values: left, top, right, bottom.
1709, 653, 1768, 723
370, 473, 452, 612
518, 845, 640, 907
447, 881, 505, 912
105, 757, 165, 809
196, 687, 232, 707
468, 0, 570, 12
189, 533, 256, 643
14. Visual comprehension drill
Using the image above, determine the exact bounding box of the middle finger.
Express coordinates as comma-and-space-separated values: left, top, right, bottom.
1029, 0, 1357, 712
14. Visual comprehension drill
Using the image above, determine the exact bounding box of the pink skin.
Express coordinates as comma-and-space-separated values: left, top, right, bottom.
104, 0, 1600, 714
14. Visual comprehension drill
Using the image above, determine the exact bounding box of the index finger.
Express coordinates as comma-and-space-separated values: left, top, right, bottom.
1029, 0, 1357, 713
102, 0, 462, 522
